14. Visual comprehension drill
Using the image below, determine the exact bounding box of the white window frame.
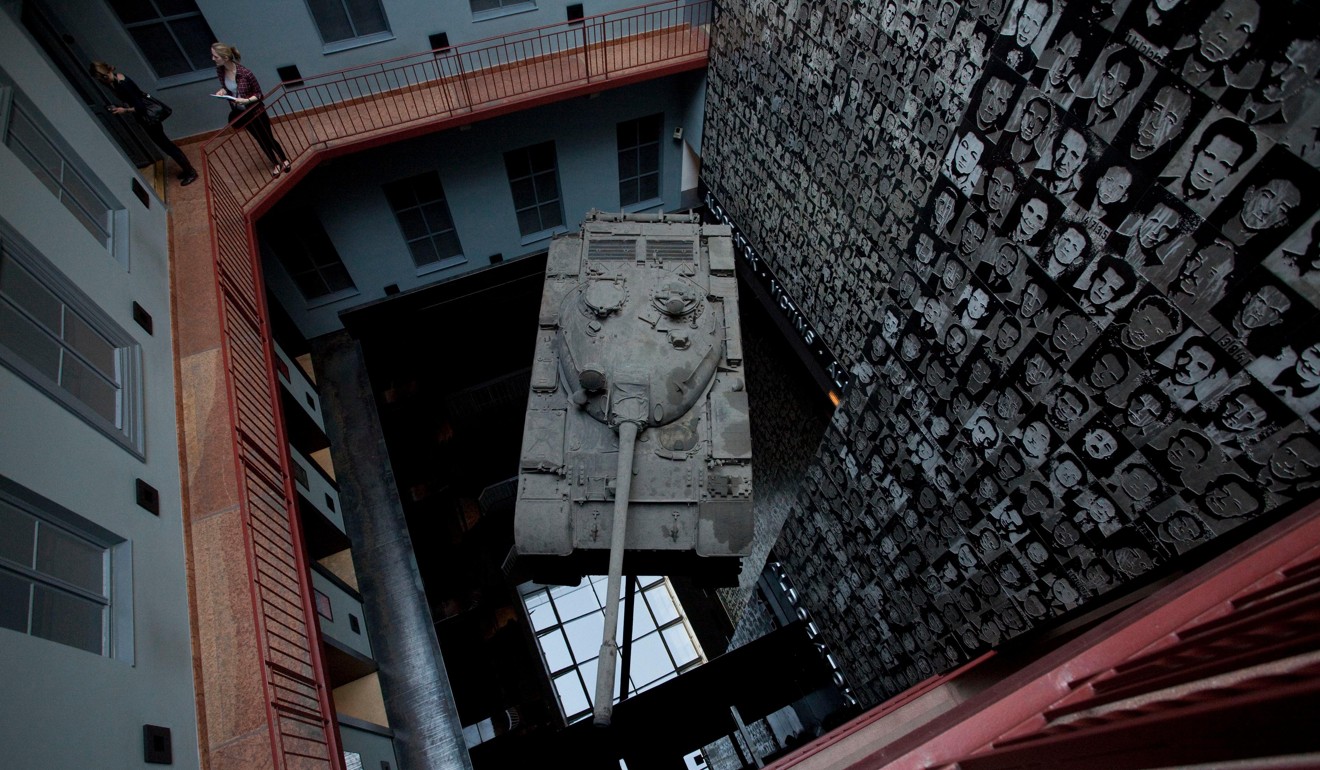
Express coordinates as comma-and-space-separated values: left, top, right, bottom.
518, 576, 704, 724
0, 84, 129, 267
104, 0, 218, 85
0, 476, 133, 662
0, 219, 144, 457
617, 113, 664, 210
258, 208, 359, 305
471, 0, 538, 23
382, 171, 467, 273
505, 141, 566, 242
303, 0, 395, 53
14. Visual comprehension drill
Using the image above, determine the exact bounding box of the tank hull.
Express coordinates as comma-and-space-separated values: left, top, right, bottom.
514, 211, 752, 586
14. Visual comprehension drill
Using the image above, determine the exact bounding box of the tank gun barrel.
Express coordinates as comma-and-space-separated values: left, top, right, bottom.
592, 419, 639, 727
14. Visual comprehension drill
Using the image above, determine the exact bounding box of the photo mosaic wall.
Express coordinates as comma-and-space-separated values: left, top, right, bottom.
703, 0, 1320, 706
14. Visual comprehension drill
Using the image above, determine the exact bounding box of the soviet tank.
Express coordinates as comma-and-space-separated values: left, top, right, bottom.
515, 210, 753, 586
514, 210, 752, 725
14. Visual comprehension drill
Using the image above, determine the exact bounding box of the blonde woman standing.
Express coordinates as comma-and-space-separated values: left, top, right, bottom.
211, 43, 290, 177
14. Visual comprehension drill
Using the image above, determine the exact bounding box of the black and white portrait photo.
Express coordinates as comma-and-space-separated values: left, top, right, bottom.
1002, 90, 1058, 169
1115, 189, 1198, 269
997, 0, 1060, 75
1032, 122, 1094, 200
1206, 146, 1320, 258
943, 127, 991, 197
1158, 113, 1262, 216
1117, 76, 1206, 171
1153, 329, 1238, 413
1073, 43, 1153, 142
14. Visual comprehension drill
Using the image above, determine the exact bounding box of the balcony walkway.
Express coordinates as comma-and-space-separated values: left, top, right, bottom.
165, 3, 710, 769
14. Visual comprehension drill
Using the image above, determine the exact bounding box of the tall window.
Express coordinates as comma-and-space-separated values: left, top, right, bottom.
2, 89, 123, 260
519, 576, 703, 724
0, 481, 122, 657
106, 0, 216, 78
505, 141, 564, 237
259, 210, 357, 301
305, 0, 391, 45
383, 172, 464, 269
617, 114, 663, 207
0, 223, 142, 454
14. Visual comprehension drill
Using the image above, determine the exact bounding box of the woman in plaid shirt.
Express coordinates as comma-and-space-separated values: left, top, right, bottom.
212, 43, 290, 178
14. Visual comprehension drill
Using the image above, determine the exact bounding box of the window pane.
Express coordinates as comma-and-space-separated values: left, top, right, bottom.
308, 0, 354, 43
645, 585, 679, 624
62, 197, 110, 248
628, 631, 670, 687
129, 24, 192, 78
539, 628, 572, 671
171, 16, 220, 71
471, 0, 502, 12
61, 353, 121, 425
0, 258, 62, 334
533, 172, 558, 202
526, 590, 559, 631
563, 612, 602, 660
662, 623, 698, 665
629, 597, 657, 635
538, 203, 562, 230
8, 111, 63, 180
290, 271, 327, 301
619, 179, 639, 207
64, 312, 118, 379
510, 179, 535, 208
0, 502, 35, 567
320, 263, 356, 294
639, 174, 659, 202
639, 143, 660, 172
554, 583, 599, 623
408, 239, 438, 267
35, 523, 104, 595
579, 659, 599, 705
618, 148, 638, 178
0, 570, 30, 634
346, 0, 389, 35
516, 208, 542, 236
30, 583, 103, 654
0, 302, 63, 380
553, 670, 589, 719
421, 202, 454, 233
397, 209, 427, 240
434, 231, 462, 259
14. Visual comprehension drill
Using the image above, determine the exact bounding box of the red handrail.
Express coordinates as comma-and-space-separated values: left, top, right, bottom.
202, 0, 711, 208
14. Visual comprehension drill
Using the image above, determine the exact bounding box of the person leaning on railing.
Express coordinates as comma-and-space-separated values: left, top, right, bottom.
90, 61, 198, 186
210, 42, 291, 178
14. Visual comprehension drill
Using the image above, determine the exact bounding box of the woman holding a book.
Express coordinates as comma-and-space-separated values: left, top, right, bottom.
211, 43, 290, 178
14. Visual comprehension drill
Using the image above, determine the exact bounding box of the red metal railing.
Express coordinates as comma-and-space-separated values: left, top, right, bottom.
196, 3, 710, 768
202, 0, 711, 204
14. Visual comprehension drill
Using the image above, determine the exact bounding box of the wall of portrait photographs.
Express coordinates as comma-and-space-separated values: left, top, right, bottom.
703, 0, 1320, 706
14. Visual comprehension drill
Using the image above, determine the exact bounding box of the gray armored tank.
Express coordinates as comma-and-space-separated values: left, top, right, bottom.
515, 210, 753, 588
515, 210, 753, 725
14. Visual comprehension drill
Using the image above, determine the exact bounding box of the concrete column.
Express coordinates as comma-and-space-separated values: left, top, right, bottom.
312, 330, 472, 770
